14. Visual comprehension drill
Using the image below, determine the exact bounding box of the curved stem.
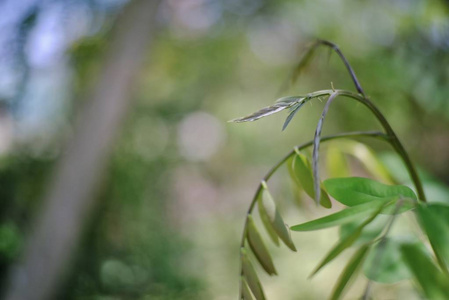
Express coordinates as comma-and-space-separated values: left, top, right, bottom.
238, 130, 388, 257
335, 90, 426, 202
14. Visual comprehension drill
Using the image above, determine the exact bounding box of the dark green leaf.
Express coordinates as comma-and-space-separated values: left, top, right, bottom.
246, 215, 277, 275
282, 102, 305, 131
258, 184, 296, 251
241, 277, 255, 300
401, 242, 449, 299
363, 237, 411, 283
241, 248, 266, 300
416, 203, 449, 269
323, 177, 417, 207
292, 151, 331, 208
291, 200, 387, 232
329, 245, 369, 300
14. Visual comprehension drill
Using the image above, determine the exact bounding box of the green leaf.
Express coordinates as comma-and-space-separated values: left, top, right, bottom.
258, 184, 296, 251
292, 151, 331, 208
310, 202, 385, 277
323, 177, 417, 207
401, 242, 449, 299
326, 145, 350, 178
416, 203, 449, 269
363, 237, 412, 283
329, 245, 369, 300
246, 215, 277, 275
241, 248, 266, 300
241, 277, 255, 300
257, 189, 280, 246
339, 214, 388, 247
291, 200, 388, 232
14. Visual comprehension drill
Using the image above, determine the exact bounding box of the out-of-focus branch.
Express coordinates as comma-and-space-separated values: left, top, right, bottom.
4, 0, 161, 299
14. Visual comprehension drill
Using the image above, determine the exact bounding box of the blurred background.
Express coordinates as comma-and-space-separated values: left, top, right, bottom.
0, 0, 449, 299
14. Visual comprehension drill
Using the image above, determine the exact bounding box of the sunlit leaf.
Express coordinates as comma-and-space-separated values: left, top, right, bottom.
241, 277, 255, 300
291, 200, 388, 232
326, 144, 350, 178
323, 177, 417, 207
292, 151, 331, 208
258, 184, 297, 251
416, 203, 449, 269
363, 237, 412, 283
246, 215, 277, 275
310, 202, 386, 277
401, 242, 449, 299
329, 245, 369, 300
241, 248, 266, 300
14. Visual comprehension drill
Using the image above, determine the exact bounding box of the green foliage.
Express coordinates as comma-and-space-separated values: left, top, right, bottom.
232, 40, 449, 299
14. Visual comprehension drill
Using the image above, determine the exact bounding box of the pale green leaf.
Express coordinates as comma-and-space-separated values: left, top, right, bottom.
241, 277, 255, 300
292, 152, 331, 208
258, 185, 296, 251
241, 248, 266, 300
246, 215, 277, 275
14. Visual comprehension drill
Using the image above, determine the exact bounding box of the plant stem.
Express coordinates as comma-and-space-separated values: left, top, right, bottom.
336, 90, 426, 202
238, 131, 388, 255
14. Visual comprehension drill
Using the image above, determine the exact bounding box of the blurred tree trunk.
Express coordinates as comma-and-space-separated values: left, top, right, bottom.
3, 0, 161, 299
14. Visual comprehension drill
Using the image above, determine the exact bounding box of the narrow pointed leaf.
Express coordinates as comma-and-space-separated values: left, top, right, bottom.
241, 248, 266, 300
310, 202, 385, 277
416, 203, 449, 269
282, 102, 305, 131
291, 200, 388, 232
329, 245, 369, 300
292, 152, 331, 208
312, 93, 339, 205
241, 277, 255, 300
323, 177, 417, 207
401, 242, 449, 299
229, 104, 289, 123
258, 185, 296, 251
246, 215, 277, 275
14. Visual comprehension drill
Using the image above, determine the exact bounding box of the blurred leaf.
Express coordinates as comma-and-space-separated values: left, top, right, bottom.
337, 140, 394, 184
363, 237, 412, 283
241, 277, 255, 300
330, 245, 369, 300
241, 248, 266, 300
326, 144, 350, 178
339, 214, 389, 247
401, 242, 449, 299
258, 184, 296, 251
416, 203, 449, 269
291, 200, 388, 232
292, 151, 331, 208
310, 202, 386, 277
246, 215, 277, 275
0, 223, 22, 260
323, 177, 417, 207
